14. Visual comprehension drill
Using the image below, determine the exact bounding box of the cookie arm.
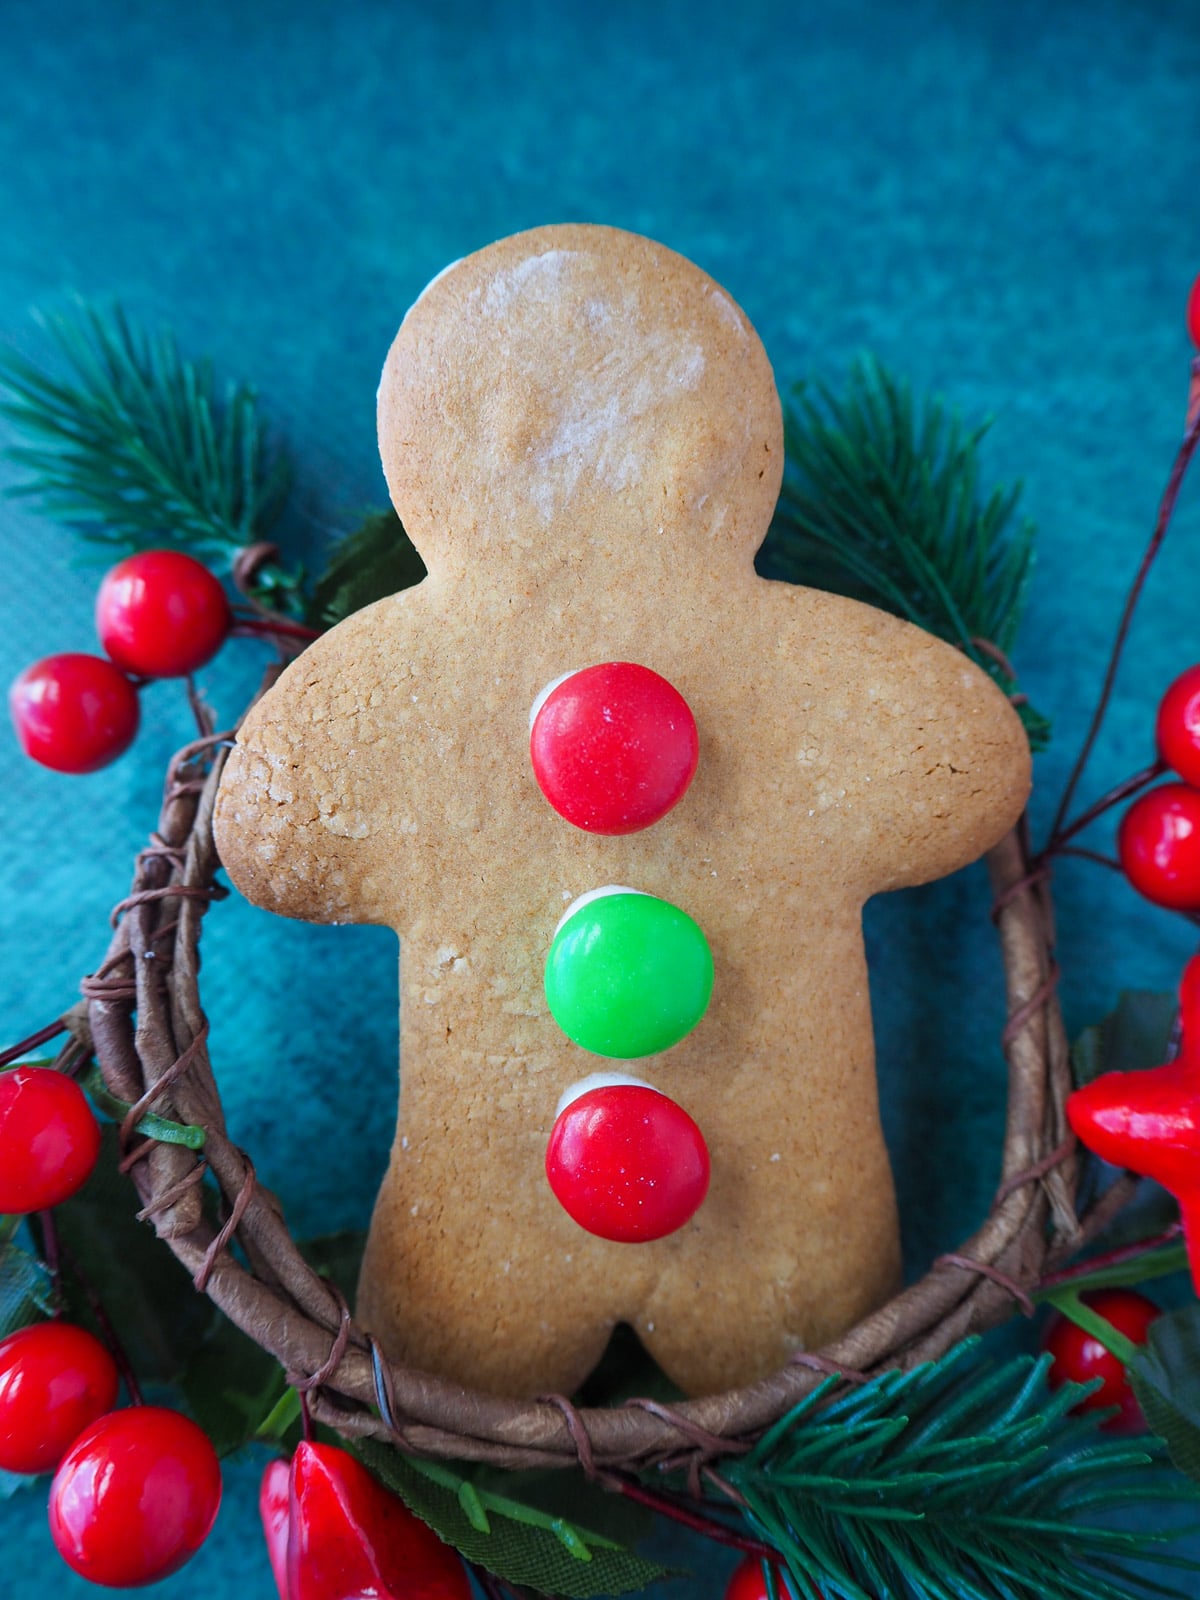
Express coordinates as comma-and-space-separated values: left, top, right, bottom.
213, 597, 424, 927
846, 615, 1031, 893
764, 586, 1032, 896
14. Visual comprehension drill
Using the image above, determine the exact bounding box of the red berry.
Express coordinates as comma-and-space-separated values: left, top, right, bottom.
0, 1066, 100, 1212
1157, 664, 1200, 787
530, 661, 699, 834
48, 1406, 222, 1586
726, 1555, 819, 1600
545, 1080, 710, 1242
0, 1321, 119, 1475
263, 1441, 471, 1600
96, 549, 231, 678
1188, 271, 1200, 352
1117, 783, 1200, 910
9, 653, 139, 774
1043, 1288, 1160, 1434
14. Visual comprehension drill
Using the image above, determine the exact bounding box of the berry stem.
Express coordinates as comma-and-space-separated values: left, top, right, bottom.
601, 1473, 777, 1558
1045, 761, 1167, 858
1053, 845, 1124, 873
231, 615, 322, 644
1036, 1223, 1184, 1294
1047, 358, 1200, 850
0, 1021, 67, 1070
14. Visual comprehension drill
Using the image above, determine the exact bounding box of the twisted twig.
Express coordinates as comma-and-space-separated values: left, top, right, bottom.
81, 678, 1085, 1474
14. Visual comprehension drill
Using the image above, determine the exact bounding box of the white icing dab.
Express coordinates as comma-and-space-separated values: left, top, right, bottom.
481, 249, 580, 317
554, 885, 650, 937
556, 1071, 655, 1118
524, 329, 707, 523
529, 669, 580, 731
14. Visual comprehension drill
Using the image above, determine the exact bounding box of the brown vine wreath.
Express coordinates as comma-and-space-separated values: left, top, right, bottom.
59, 666, 1112, 1480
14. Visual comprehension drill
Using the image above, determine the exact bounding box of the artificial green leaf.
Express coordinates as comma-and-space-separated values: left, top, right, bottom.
468, 1462, 656, 1551
354, 1439, 672, 1597
307, 507, 426, 627
1129, 1306, 1200, 1482
0, 1226, 54, 1338
180, 1311, 288, 1457
1071, 991, 1177, 1087
36, 1127, 216, 1383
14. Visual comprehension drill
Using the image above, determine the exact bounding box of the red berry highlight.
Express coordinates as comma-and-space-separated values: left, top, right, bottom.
96, 549, 231, 678
1157, 664, 1200, 787
48, 1406, 222, 1587
546, 1082, 710, 1242
1118, 783, 1200, 910
0, 1321, 119, 1475
1188, 270, 1200, 352
9, 653, 139, 773
530, 661, 699, 834
1043, 1288, 1160, 1434
0, 1066, 100, 1212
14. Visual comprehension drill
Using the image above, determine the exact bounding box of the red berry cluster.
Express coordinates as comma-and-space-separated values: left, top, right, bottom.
1117, 664, 1200, 909
0, 1063, 221, 1585
9, 549, 230, 774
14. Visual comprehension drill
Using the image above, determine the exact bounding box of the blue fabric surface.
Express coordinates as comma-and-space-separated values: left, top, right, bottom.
1, 0, 1199, 1594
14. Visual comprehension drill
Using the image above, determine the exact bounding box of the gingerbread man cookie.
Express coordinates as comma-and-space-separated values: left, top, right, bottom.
213, 224, 1031, 1398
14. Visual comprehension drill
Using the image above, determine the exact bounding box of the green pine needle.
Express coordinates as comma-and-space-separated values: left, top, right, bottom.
757, 359, 1049, 750
0, 301, 291, 563
726, 1339, 1200, 1600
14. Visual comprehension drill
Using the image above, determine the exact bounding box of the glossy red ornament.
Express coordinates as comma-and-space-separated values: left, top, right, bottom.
545, 1081, 710, 1242
96, 549, 231, 678
530, 661, 699, 833
9, 653, 139, 774
1188, 270, 1200, 351
0, 1320, 119, 1475
1157, 664, 1200, 787
48, 1406, 222, 1587
261, 1441, 471, 1600
1043, 1288, 1160, 1434
1117, 783, 1200, 910
0, 1066, 100, 1213
1068, 955, 1200, 1289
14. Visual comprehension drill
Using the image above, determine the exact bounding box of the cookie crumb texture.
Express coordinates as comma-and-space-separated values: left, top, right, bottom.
213, 225, 1030, 1397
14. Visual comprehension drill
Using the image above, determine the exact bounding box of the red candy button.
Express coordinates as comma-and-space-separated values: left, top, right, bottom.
545, 1077, 710, 1242
530, 662, 698, 833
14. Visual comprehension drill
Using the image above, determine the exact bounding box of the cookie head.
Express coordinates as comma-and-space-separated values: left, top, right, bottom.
377, 224, 784, 580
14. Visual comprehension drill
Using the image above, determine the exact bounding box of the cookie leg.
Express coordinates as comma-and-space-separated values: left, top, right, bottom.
356, 1163, 628, 1398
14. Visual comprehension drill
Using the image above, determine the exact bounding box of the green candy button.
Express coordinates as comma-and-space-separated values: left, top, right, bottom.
544, 887, 714, 1058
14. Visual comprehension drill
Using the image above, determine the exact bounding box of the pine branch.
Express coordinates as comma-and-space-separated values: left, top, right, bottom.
0, 301, 291, 565
757, 359, 1049, 750
724, 1339, 1200, 1600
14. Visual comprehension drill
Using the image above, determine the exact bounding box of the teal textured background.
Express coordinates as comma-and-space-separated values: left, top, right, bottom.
1, 0, 1198, 1593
